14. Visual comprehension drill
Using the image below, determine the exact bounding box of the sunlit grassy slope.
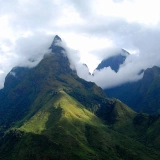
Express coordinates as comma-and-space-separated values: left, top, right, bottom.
20, 90, 103, 134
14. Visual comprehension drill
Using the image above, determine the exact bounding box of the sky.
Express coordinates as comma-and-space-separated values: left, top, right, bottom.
0, 0, 160, 89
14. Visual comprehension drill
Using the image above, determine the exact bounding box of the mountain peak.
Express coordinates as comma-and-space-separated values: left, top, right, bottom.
54, 35, 62, 42
96, 49, 129, 72
49, 35, 64, 54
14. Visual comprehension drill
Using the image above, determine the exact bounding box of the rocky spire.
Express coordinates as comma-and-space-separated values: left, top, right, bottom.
49, 35, 64, 54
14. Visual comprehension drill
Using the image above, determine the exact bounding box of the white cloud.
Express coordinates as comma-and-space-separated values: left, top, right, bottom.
0, 0, 160, 89
0, 32, 53, 88
93, 0, 160, 25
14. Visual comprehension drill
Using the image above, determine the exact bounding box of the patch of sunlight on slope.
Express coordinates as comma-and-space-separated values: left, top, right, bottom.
20, 90, 104, 134
20, 111, 50, 134
56, 91, 103, 127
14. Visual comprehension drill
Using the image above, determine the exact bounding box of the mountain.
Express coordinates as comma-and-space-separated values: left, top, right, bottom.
0, 36, 160, 159
96, 49, 129, 72
105, 66, 160, 114
0, 35, 106, 131
49, 35, 65, 53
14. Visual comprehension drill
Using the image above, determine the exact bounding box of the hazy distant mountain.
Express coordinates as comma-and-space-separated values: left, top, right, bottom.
96, 49, 129, 72
105, 66, 160, 114
0, 36, 160, 159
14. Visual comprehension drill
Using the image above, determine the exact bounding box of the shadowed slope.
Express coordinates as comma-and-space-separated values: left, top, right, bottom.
105, 66, 160, 114
96, 49, 129, 72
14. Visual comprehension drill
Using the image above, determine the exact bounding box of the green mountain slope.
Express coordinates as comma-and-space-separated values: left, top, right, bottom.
105, 66, 160, 114
1, 91, 160, 160
99, 99, 160, 150
97, 99, 137, 134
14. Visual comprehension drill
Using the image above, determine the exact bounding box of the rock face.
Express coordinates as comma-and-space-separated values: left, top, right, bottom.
96, 49, 129, 72
49, 35, 65, 54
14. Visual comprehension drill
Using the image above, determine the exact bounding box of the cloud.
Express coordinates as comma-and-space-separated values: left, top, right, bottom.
75, 46, 160, 89
0, 32, 54, 88
112, 0, 125, 3
14, 32, 53, 66
91, 67, 143, 89
0, 0, 60, 31
68, 0, 93, 17
58, 40, 91, 79
72, 54, 143, 89
0, 0, 160, 89
56, 40, 81, 70
91, 47, 122, 61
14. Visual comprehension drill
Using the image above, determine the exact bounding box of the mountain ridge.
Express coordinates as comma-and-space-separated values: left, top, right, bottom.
0, 35, 160, 159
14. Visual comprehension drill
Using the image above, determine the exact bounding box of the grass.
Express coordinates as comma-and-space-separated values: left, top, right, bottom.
19, 90, 103, 134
